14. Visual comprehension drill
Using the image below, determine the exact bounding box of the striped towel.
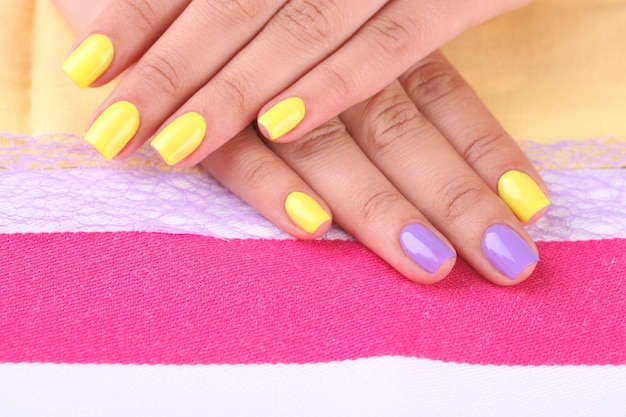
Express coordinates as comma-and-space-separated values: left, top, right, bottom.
1, 0, 625, 415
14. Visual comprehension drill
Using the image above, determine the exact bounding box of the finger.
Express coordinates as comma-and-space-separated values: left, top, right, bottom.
81, 0, 287, 161
148, 0, 386, 167
255, 0, 531, 143
268, 119, 457, 284
341, 81, 539, 286
200, 125, 332, 240
399, 51, 550, 224
52, 0, 108, 33
62, 0, 191, 88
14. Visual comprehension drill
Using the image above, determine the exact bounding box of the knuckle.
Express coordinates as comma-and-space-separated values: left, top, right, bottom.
278, 0, 337, 44
403, 59, 462, 107
460, 130, 509, 166
213, 74, 250, 113
363, 15, 414, 61
358, 188, 404, 226
435, 176, 491, 224
116, 0, 160, 31
318, 64, 352, 102
137, 52, 184, 100
208, 0, 265, 21
235, 151, 285, 192
363, 92, 423, 153
287, 118, 349, 162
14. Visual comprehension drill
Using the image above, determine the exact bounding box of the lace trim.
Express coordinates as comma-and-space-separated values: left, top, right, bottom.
2, 134, 625, 171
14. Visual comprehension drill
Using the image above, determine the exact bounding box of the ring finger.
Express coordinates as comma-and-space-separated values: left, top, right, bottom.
268, 118, 457, 284
200, 124, 332, 240
79, 0, 387, 164
398, 51, 550, 224
340, 80, 539, 285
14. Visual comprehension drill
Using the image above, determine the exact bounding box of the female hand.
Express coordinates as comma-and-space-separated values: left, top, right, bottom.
57, 0, 533, 167
54, 0, 549, 285
200, 50, 549, 286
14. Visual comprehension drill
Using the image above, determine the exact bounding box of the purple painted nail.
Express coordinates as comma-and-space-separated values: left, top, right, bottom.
482, 224, 539, 280
400, 224, 455, 273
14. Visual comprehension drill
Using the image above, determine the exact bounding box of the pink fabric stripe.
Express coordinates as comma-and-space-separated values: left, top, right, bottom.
1, 232, 625, 366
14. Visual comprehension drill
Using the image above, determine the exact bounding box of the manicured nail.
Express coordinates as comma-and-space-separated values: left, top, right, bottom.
400, 224, 455, 273
258, 97, 305, 140
285, 191, 331, 234
482, 224, 539, 280
84, 101, 139, 159
62, 34, 114, 88
498, 170, 550, 222
151, 112, 206, 165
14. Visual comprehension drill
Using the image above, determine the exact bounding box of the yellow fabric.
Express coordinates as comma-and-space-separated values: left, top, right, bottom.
0, 0, 624, 142
0, 0, 113, 136
443, 0, 626, 141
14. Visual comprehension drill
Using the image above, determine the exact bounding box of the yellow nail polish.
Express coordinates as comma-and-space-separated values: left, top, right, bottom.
498, 170, 550, 222
62, 34, 114, 88
258, 97, 305, 140
151, 112, 206, 165
84, 101, 140, 159
285, 191, 331, 234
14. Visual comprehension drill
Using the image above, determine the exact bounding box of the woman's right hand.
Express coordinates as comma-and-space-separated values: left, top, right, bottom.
202, 50, 549, 285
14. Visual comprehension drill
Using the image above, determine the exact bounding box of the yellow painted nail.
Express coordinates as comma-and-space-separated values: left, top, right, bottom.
498, 170, 550, 222
285, 191, 331, 234
258, 97, 305, 140
62, 34, 114, 88
84, 101, 140, 159
151, 112, 206, 165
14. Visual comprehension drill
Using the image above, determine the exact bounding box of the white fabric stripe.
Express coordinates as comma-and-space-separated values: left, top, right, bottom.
0, 168, 625, 241
1, 358, 625, 416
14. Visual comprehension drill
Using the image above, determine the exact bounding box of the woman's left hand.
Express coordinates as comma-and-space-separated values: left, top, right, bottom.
58, 0, 532, 166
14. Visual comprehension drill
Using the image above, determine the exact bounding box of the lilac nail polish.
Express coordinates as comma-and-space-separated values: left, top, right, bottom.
400, 224, 455, 273
482, 224, 539, 280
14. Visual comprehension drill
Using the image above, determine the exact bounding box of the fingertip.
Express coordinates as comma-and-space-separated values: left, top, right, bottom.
286, 218, 333, 241
399, 223, 457, 284
257, 97, 306, 142
491, 260, 539, 287
284, 191, 332, 236
521, 204, 550, 226
404, 256, 456, 285
150, 112, 207, 166
83, 100, 139, 160
482, 224, 539, 286
497, 170, 551, 223
62, 33, 114, 89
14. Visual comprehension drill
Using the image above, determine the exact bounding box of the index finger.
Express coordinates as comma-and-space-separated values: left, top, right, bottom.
62, 0, 191, 88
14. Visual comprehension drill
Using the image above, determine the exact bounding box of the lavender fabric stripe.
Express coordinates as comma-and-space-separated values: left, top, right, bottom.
0, 168, 624, 241
0, 168, 346, 240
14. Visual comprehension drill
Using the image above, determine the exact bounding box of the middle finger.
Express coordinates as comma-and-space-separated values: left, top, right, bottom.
269, 118, 457, 284
341, 81, 539, 285
84, 0, 387, 163
150, 0, 386, 166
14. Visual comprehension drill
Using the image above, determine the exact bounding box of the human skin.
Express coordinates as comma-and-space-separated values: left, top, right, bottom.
54, 0, 548, 286
59, 0, 532, 164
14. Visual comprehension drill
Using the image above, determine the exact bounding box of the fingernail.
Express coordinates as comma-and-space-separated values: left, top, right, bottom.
151, 112, 206, 165
258, 97, 305, 140
498, 170, 550, 222
62, 34, 114, 88
285, 191, 331, 234
84, 101, 139, 159
482, 224, 539, 280
400, 224, 455, 273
